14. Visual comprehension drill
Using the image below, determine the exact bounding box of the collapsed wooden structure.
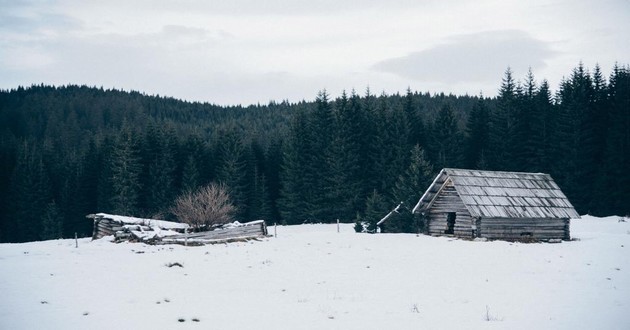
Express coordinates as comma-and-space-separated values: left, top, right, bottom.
410, 168, 579, 241
86, 213, 267, 244
162, 220, 267, 244
87, 213, 189, 240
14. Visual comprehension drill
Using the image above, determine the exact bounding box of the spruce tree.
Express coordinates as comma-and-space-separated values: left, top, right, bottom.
361, 190, 388, 233
389, 145, 434, 233
404, 88, 426, 147
512, 69, 536, 171
326, 91, 363, 222
214, 129, 249, 220
555, 63, 595, 212
108, 123, 142, 216
358, 90, 385, 196
308, 90, 336, 222
430, 104, 463, 170
490, 67, 519, 170
390, 145, 434, 207
264, 139, 283, 223
465, 97, 491, 169
530, 80, 557, 173
601, 64, 630, 215
279, 112, 314, 224
9, 143, 52, 242
41, 201, 63, 240
74, 139, 100, 236
180, 155, 200, 194
141, 124, 177, 216
249, 169, 273, 221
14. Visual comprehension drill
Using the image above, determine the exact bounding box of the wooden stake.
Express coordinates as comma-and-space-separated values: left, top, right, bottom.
274, 223, 277, 238
75, 232, 78, 248
337, 219, 340, 233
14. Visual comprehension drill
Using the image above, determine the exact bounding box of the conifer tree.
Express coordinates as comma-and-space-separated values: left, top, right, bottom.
249, 168, 273, 221
279, 112, 314, 224
404, 88, 426, 147
490, 67, 519, 170
512, 69, 536, 171
41, 201, 63, 240
465, 97, 491, 169
180, 155, 200, 194
555, 63, 595, 212
361, 190, 388, 233
390, 145, 434, 207
326, 91, 363, 221
600, 64, 630, 215
74, 139, 100, 235
214, 129, 249, 219
141, 124, 177, 216
385, 95, 412, 185
108, 123, 142, 216
430, 104, 463, 170
357, 90, 384, 196
308, 90, 336, 221
9, 143, 52, 242
264, 139, 283, 222
530, 80, 557, 173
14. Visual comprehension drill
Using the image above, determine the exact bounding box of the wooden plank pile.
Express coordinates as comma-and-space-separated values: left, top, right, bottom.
162, 220, 268, 245
87, 213, 267, 245
87, 213, 188, 241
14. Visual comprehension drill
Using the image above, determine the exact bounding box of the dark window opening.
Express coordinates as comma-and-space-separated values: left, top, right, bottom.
445, 212, 456, 235
520, 232, 532, 237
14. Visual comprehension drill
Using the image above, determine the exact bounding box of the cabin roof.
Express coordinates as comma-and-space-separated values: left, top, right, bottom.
412, 168, 580, 219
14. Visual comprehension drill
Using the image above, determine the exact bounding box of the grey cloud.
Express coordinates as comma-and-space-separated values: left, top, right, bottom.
123, 0, 439, 16
160, 25, 234, 43
372, 30, 556, 84
0, 10, 83, 34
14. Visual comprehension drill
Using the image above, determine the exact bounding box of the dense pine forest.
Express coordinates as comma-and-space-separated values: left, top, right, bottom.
0, 63, 628, 242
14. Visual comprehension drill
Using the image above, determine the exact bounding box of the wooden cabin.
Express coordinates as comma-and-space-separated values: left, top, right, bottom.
411, 168, 579, 241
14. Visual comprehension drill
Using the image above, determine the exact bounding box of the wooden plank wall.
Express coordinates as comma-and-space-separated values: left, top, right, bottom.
479, 217, 569, 241
94, 218, 116, 239
427, 181, 474, 238
163, 221, 268, 244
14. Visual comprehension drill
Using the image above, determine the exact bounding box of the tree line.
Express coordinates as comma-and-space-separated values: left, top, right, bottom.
0, 63, 628, 242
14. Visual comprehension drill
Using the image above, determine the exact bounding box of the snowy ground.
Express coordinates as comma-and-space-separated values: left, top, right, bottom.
1, 215, 629, 330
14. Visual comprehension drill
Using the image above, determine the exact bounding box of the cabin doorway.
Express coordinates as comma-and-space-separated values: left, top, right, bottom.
445, 212, 456, 235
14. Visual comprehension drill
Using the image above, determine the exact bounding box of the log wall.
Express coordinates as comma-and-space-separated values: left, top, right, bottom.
426, 181, 474, 238
478, 217, 570, 241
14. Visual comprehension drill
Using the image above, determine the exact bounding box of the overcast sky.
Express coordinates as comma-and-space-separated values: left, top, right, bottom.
1, 0, 629, 105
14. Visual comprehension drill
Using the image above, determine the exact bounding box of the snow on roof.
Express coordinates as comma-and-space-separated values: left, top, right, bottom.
91, 213, 189, 230
412, 168, 580, 219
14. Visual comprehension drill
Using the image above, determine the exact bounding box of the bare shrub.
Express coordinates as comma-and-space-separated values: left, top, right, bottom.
172, 183, 236, 230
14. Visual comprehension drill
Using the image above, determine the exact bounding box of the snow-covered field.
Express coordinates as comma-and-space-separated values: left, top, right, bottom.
1, 216, 629, 330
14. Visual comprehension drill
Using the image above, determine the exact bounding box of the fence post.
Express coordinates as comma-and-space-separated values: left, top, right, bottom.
274, 223, 277, 238
337, 219, 340, 233
75, 232, 78, 248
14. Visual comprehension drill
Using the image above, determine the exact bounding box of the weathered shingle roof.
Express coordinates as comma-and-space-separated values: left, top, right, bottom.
412, 168, 580, 219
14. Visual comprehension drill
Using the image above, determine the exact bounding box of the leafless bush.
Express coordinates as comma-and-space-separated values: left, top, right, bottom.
171, 183, 236, 230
